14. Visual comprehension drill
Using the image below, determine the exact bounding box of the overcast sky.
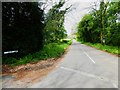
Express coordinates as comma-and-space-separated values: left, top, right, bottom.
62, 0, 100, 35
43, 0, 100, 35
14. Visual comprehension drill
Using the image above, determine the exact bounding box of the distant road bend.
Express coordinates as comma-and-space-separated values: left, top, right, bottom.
30, 40, 118, 88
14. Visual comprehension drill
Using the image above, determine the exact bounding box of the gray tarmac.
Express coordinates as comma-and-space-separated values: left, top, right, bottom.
30, 40, 118, 88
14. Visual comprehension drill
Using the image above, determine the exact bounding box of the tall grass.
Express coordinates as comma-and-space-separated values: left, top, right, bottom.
78, 40, 119, 55
3, 41, 72, 66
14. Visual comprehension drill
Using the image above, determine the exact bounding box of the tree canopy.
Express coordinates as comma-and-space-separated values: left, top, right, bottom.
2, 1, 68, 59
44, 1, 68, 44
77, 1, 120, 46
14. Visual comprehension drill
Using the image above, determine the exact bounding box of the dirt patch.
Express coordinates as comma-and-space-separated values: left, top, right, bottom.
2, 45, 71, 88
2, 58, 55, 74
2, 58, 62, 88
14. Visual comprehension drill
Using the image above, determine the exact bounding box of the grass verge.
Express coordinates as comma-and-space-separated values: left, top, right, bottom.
78, 40, 119, 56
3, 41, 72, 67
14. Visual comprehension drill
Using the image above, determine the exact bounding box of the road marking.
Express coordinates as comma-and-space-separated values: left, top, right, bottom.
78, 44, 95, 64
112, 82, 118, 88
60, 66, 102, 79
83, 51, 95, 64
61, 67, 80, 73
60, 66, 117, 88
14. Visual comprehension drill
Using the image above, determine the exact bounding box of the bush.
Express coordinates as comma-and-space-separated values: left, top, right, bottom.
3, 42, 70, 66
61, 39, 72, 44
2, 2, 44, 58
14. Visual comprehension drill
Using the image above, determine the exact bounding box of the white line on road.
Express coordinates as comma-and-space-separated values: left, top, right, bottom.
60, 66, 117, 88
60, 66, 99, 79
112, 82, 118, 88
83, 51, 95, 64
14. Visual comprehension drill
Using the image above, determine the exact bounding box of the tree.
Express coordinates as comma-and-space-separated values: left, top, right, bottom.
2, 2, 44, 57
77, 1, 120, 46
44, 0, 69, 44
105, 1, 120, 46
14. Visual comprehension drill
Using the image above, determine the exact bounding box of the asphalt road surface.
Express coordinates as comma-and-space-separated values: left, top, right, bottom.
30, 40, 118, 88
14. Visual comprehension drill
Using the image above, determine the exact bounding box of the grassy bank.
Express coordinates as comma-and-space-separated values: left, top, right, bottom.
3, 41, 72, 66
77, 40, 119, 56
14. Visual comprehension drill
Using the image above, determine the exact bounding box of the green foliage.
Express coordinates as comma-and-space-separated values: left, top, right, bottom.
61, 39, 72, 44
2, 1, 70, 66
89, 43, 119, 55
77, 13, 100, 43
77, 1, 120, 46
44, 1, 68, 43
2, 2, 44, 57
78, 41, 119, 55
3, 42, 70, 66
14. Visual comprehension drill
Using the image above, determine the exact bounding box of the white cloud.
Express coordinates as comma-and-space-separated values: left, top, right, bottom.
63, 0, 100, 35
42, 0, 100, 35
